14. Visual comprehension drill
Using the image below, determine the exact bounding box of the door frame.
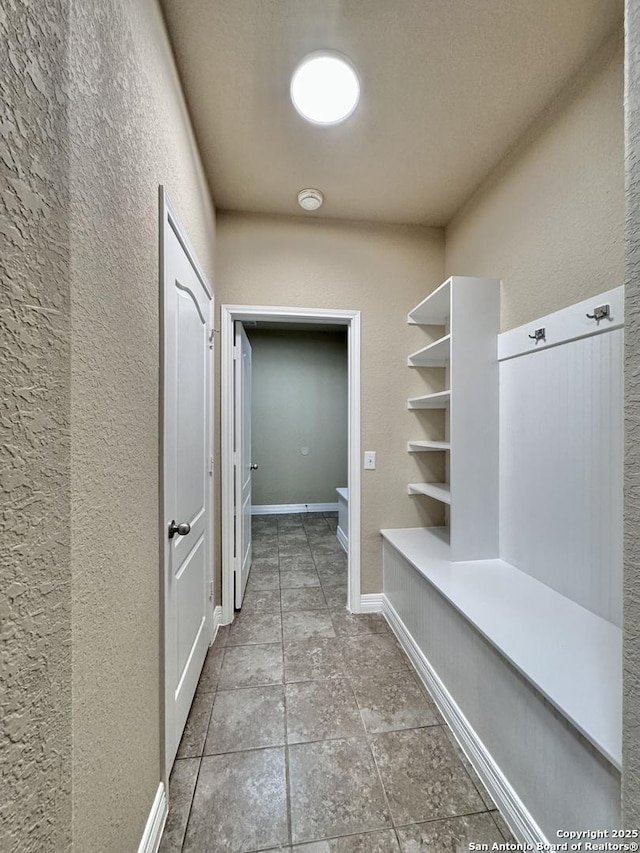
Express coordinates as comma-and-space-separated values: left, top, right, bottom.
221, 305, 362, 625
159, 187, 215, 783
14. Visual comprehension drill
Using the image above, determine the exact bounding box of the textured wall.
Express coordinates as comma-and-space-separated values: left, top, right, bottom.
216, 213, 445, 594
0, 2, 72, 851
247, 330, 348, 506
445, 31, 624, 332
624, 0, 640, 826
69, 1, 215, 850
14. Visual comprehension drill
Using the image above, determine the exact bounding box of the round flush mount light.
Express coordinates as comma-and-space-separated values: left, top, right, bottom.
297, 188, 324, 211
290, 51, 360, 125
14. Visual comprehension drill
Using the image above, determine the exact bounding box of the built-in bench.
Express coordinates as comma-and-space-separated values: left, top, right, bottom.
381, 526, 621, 766
380, 526, 622, 841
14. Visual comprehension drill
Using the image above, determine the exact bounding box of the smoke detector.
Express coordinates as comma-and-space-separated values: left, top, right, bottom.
298, 188, 324, 211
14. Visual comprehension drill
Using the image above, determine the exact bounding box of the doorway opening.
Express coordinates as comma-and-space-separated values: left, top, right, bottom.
221, 306, 361, 625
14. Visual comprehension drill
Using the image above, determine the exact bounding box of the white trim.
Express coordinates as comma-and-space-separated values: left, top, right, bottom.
222, 305, 362, 323
359, 593, 385, 613
497, 286, 624, 361
336, 525, 349, 554
212, 605, 224, 644
252, 502, 339, 515
347, 312, 362, 614
221, 305, 361, 623
137, 782, 167, 853
382, 594, 547, 848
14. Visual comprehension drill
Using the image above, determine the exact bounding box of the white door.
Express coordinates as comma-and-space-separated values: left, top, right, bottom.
162, 195, 213, 771
234, 322, 253, 608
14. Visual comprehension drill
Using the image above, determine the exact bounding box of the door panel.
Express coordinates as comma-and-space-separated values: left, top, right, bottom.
176, 535, 206, 679
163, 198, 213, 772
177, 287, 207, 525
234, 323, 253, 608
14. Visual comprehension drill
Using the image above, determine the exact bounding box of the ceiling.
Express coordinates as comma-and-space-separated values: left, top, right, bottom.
160, 0, 622, 227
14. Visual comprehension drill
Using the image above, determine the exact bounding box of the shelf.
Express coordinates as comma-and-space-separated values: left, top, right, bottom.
407, 482, 451, 504
406, 276, 500, 561
407, 391, 450, 409
407, 441, 450, 452
408, 334, 451, 367
408, 278, 451, 325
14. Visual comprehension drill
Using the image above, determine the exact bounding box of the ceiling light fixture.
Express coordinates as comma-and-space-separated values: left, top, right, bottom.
290, 51, 360, 125
297, 188, 324, 211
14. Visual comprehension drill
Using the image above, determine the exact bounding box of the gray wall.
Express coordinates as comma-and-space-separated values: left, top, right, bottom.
624, 0, 640, 826
216, 214, 446, 595
69, 0, 216, 849
0, 2, 72, 851
2, 3, 217, 848
446, 30, 624, 332
247, 330, 348, 506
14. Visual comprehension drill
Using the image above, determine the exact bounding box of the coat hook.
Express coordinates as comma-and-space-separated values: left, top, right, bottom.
528, 327, 546, 343
586, 304, 610, 323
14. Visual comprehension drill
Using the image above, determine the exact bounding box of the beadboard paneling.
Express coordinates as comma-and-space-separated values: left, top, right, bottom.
499, 328, 623, 624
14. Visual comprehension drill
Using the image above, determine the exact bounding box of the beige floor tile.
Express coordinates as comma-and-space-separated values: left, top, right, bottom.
205, 685, 285, 754
350, 670, 439, 733
370, 727, 486, 825
158, 758, 200, 852
280, 569, 321, 588
282, 610, 336, 642
293, 830, 399, 851
286, 679, 364, 743
284, 638, 347, 682
218, 643, 284, 689
396, 812, 504, 851
289, 738, 392, 844
176, 692, 215, 759
340, 634, 410, 675
183, 748, 289, 852
281, 587, 328, 610
227, 610, 283, 646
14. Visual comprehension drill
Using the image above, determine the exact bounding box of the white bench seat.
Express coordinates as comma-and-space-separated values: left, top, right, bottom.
380, 526, 622, 769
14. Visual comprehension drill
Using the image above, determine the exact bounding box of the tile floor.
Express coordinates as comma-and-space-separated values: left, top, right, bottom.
159, 512, 513, 852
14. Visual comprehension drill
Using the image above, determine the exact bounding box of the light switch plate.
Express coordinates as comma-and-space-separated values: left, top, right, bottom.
364, 451, 376, 470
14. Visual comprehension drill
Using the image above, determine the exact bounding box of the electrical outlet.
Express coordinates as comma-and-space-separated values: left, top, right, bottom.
364, 451, 376, 470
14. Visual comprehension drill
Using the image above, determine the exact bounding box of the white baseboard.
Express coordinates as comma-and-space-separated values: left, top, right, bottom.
211, 605, 224, 645
252, 502, 338, 515
336, 525, 349, 554
382, 595, 547, 848
359, 593, 385, 613
137, 782, 167, 853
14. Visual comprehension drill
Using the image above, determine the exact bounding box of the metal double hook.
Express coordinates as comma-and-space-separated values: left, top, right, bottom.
526, 303, 611, 347
586, 304, 610, 323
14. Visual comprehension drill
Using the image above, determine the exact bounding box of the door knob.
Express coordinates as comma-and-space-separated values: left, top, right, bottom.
250, 463, 259, 470
168, 520, 191, 539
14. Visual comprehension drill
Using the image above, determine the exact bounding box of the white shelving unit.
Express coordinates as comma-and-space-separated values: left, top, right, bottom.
408, 334, 451, 367
408, 278, 451, 325
407, 440, 450, 452
407, 482, 451, 503
406, 275, 500, 561
407, 391, 450, 409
